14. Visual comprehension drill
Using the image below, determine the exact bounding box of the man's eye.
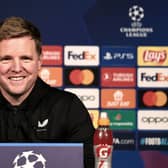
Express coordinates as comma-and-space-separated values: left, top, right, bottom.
0, 56, 12, 62
21, 56, 32, 61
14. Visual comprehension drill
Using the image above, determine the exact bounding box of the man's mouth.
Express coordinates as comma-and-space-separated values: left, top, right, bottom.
8, 76, 25, 81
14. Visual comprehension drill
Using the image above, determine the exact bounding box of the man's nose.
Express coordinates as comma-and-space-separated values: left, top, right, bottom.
11, 59, 22, 72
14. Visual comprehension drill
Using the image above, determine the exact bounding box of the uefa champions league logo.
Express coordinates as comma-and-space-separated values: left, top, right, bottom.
12, 151, 46, 168
120, 4, 153, 38
128, 5, 144, 22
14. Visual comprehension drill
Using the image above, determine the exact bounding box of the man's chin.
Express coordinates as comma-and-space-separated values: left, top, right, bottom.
9, 91, 24, 97
7, 87, 26, 96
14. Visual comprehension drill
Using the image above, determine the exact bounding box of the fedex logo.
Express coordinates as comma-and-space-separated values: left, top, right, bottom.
64, 46, 99, 66
67, 51, 95, 60
140, 73, 168, 81
138, 68, 168, 87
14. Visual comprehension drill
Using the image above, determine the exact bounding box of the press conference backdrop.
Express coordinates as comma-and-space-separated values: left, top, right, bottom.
1, 0, 168, 167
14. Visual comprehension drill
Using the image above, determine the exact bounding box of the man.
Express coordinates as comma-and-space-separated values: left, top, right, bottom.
0, 16, 95, 168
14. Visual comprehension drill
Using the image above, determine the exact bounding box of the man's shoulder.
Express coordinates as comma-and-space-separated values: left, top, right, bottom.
37, 78, 77, 101
45, 86, 77, 102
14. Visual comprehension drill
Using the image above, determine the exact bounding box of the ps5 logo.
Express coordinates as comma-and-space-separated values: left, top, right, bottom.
104, 52, 134, 60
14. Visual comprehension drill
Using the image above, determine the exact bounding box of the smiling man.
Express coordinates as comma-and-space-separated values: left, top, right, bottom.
0, 36, 41, 105
0, 16, 95, 168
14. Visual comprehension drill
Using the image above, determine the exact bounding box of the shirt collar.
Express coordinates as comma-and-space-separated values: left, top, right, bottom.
0, 77, 50, 112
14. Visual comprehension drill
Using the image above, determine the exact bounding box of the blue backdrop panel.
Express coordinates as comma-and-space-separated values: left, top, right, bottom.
0, 1, 168, 168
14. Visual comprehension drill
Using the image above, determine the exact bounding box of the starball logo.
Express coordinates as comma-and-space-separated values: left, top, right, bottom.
120, 5, 153, 38
138, 47, 168, 66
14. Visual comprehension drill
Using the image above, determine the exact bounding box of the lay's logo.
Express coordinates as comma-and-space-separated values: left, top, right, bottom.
143, 50, 166, 63
138, 47, 168, 66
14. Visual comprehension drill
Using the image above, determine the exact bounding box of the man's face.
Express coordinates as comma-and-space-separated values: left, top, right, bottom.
0, 36, 42, 103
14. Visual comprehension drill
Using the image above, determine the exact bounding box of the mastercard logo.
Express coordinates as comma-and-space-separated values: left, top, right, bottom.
69, 69, 94, 85
142, 91, 168, 107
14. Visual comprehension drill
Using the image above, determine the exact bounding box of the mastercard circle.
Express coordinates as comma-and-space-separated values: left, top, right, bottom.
69, 69, 94, 85
69, 69, 83, 85
142, 91, 157, 107
155, 91, 167, 107
81, 69, 94, 85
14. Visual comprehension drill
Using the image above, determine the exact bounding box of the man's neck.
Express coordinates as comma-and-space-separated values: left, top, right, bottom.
0, 89, 33, 106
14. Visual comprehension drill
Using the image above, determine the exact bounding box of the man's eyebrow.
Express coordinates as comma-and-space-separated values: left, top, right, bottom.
20, 55, 33, 59
0, 55, 12, 58
0, 54, 32, 57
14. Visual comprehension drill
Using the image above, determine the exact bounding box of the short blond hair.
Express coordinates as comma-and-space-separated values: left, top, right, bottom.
0, 16, 42, 55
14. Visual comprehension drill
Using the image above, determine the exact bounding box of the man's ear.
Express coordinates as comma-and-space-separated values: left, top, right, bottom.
38, 54, 43, 70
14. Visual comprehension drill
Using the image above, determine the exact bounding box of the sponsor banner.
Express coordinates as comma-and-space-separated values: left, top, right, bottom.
88, 110, 99, 129
138, 46, 168, 66
138, 131, 168, 150
39, 67, 62, 87
101, 89, 136, 109
137, 68, 168, 87
113, 131, 136, 150
101, 67, 136, 87
64, 67, 99, 87
42, 45, 62, 65
138, 110, 168, 130
103, 110, 136, 130
64, 88, 99, 108
138, 89, 168, 108
101, 46, 136, 66
64, 46, 99, 66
